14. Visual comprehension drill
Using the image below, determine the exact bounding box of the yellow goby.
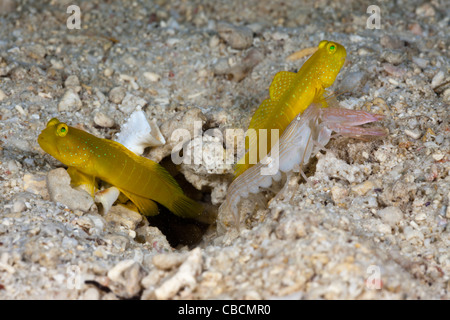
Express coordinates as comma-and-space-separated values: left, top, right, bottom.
38, 118, 203, 218
234, 40, 347, 177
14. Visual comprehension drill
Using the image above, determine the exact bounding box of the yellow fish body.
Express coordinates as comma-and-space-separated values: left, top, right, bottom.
234, 40, 347, 177
38, 118, 202, 218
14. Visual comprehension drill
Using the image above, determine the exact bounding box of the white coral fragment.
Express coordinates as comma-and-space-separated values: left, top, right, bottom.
115, 110, 166, 155
154, 248, 202, 299
94, 186, 120, 215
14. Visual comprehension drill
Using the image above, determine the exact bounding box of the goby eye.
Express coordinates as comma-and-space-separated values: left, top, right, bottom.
56, 123, 69, 137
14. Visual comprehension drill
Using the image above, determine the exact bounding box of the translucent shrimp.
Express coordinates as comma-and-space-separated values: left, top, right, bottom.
219, 103, 386, 229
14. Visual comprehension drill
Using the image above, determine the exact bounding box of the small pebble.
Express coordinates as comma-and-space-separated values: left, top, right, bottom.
141, 270, 165, 290
351, 180, 376, 196
152, 252, 187, 270
76, 214, 105, 235
82, 287, 100, 300
443, 88, 450, 103
13, 200, 26, 213
414, 213, 427, 221
432, 152, 444, 161
272, 31, 289, 41
64, 75, 80, 87
0, 89, 6, 101
61, 236, 78, 248
119, 74, 139, 90
388, 78, 399, 86
119, 74, 135, 82
108, 86, 127, 104
357, 47, 373, 56
104, 68, 114, 77
58, 89, 82, 112
408, 23, 423, 36
10, 67, 27, 81
154, 248, 202, 300
434, 135, 444, 144
105, 204, 143, 230
246, 22, 264, 33
415, 3, 435, 17
107, 260, 143, 298
331, 185, 348, 203
431, 70, 445, 89
412, 56, 429, 69
0, 0, 16, 14
217, 21, 253, 50
214, 48, 263, 82
380, 35, 404, 49
15, 104, 26, 116
377, 206, 403, 226
94, 88, 107, 103
339, 71, 367, 93
209, 35, 220, 48
94, 112, 115, 128
50, 58, 64, 70
383, 63, 406, 78
64, 75, 81, 93
244, 290, 262, 300
212, 58, 230, 75
118, 93, 147, 114
407, 118, 418, 129
381, 50, 406, 65
25, 44, 46, 60
166, 38, 180, 46
143, 72, 161, 82
46, 168, 94, 212
404, 226, 424, 242
23, 173, 49, 199
404, 129, 422, 140
201, 271, 223, 287
377, 223, 392, 235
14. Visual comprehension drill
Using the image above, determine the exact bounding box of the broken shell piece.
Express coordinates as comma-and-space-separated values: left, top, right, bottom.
213, 49, 263, 82
286, 46, 318, 61
95, 186, 120, 215
115, 110, 166, 155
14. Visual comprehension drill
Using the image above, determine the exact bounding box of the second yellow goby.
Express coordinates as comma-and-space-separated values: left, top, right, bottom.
38, 118, 203, 218
234, 40, 347, 177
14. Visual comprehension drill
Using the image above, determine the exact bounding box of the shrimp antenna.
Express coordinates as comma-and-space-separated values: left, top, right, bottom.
316, 89, 350, 108
322, 89, 349, 101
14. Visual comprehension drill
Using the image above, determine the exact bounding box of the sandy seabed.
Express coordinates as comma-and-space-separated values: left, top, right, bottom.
0, 0, 448, 299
